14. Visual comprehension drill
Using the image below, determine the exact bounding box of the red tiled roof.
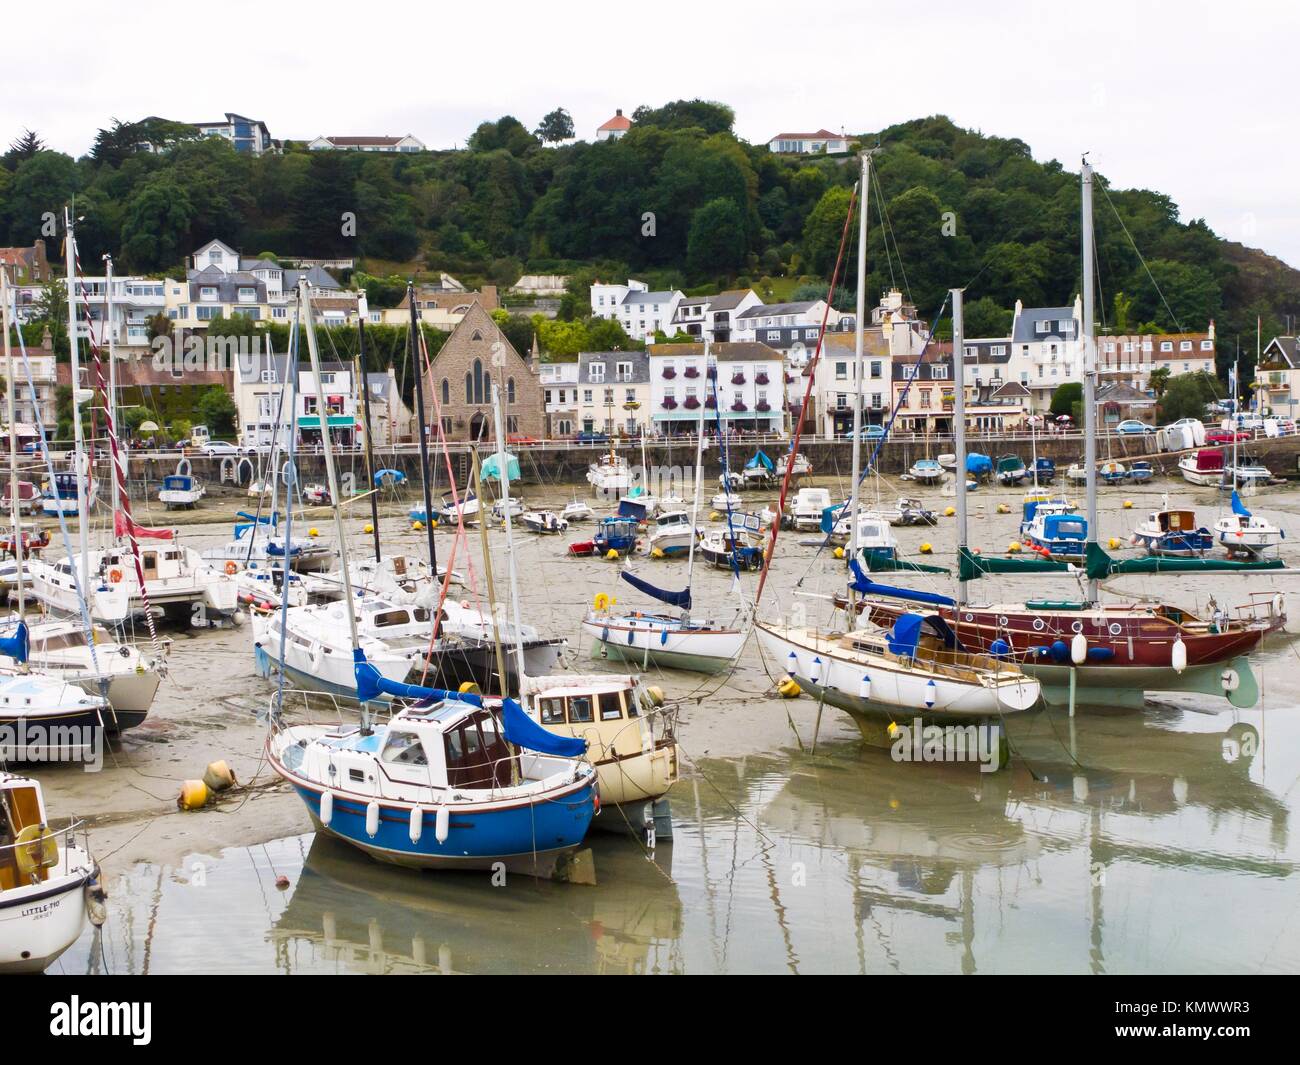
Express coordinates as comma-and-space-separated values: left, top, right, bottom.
598, 112, 632, 131
770, 129, 841, 140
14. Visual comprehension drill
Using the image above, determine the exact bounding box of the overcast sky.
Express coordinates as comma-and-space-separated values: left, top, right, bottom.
8, 0, 1298, 268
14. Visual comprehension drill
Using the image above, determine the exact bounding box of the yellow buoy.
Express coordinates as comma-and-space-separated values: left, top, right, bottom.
202, 760, 236, 793
1123, 499, 1133, 509
919, 542, 933, 554
308, 527, 319, 538
594, 592, 611, 611
645, 685, 665, 706
651, 547, 665, 559
605, 549, 620, 560
1108, 537, 1121, 549
887, 721, 900, 738
177, 780, 209, 811
997, 503, 1011, 514
833, 546, 845, 559
709, 511, 722, 521
412, 520, 424, 531
363, 523, 374, 534
1007, 541, 1022, 553
944, 506, 955, 517
778, 676, 802, 698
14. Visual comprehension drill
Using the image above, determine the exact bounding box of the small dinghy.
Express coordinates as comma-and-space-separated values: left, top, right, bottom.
521, 511, 569, 535
561, 500, 594, 523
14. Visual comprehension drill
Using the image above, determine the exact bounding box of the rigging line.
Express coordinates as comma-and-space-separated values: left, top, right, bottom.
753, 179, 860, 608
1096, 177, 1185, 334
870, 164, 909, 303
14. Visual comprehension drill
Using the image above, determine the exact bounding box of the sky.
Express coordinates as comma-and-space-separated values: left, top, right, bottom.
6, 0, 1298, 268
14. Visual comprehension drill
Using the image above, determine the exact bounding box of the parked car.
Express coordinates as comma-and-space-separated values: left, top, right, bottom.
1206, 429, 1251, 444
507, 434, 541, 447
200, 441, 241, 457
1115, 420, 1155, 435
575, 431, 609, 444
848, 425, 887, 441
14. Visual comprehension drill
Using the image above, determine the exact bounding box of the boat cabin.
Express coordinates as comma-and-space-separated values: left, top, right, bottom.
524, 675, 650, 763
0, 774, 53, 890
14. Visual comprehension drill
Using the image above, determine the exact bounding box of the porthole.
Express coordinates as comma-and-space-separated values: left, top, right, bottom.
1071, 620, 1084, 634
1032, 618, 1045, 631
1109, 623, 1122, 636
998, 615, 1008, 626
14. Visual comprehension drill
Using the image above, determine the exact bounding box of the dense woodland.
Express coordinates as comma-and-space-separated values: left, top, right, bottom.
3, 103, 1298, 382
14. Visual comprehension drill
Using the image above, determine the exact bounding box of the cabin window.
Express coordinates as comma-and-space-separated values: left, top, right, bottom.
381, 731, 428, 766
539, 698, 566, 725
373, 609, 410, 627
568, 696, 594, 724
598, 692, 623, 721
348, 768, 365, 783
444, 712, 511, 788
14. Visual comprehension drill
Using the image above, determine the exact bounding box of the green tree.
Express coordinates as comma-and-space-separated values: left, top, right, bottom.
195, 386, 238, 437
963, 296, 1012, 338
535, 109, 575, 144
120, 173, 194, 271
1157, 373, 1219, 422
1148, 366, 1171, 397
1049, 382, 1082, 417
802, 186, 854, 276
686, 198, 746, 276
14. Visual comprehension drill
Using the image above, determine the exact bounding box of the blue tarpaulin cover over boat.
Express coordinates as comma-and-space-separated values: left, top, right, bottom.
0, 621, 29, 665
848, 559, 955, 606
374, 468, 407, 486
746, 450, 774, 471
480, 452, 521, 482
353, 650, 586, 757
620, 568, 692, 610
887, 613, 924, 657
967, 453, 992, 475
1231, 490, 1251, 518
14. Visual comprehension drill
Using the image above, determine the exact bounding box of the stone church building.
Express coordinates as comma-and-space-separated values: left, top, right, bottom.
426, 302, 544, 441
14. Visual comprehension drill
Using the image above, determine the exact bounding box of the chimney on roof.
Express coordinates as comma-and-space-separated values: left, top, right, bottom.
616, 109, 623, 117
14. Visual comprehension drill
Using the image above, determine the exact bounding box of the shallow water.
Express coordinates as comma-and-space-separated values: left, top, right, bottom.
45, 472, 1300, 973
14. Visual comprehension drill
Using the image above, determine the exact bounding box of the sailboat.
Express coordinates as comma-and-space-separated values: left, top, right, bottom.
582, 355, 747, 674
265, 279, 597, 876
1215, 491, 1283, 558
864, 160, 1284, 710
753, 151, 1042, 729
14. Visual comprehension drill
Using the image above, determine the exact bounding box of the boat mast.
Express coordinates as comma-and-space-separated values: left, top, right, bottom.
356, 294, 381, 562
407, 282, 438, 575
299, 281, 360, 653
2, 274, 26, 631
952, 287, 968, 606
104, 254, 120, 519
1081, 160, 1099, 604
684, 341, 708, 610
490, 380, 527, 681
63, 209, 91, 590
847, 150, 871, 568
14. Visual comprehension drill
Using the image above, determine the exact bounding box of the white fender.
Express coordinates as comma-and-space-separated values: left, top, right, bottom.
859, 674, 871, 700
319, 790, 333, 826
1071, 632, 1087, 665
365, 800, 380, 838
409, 805, 423, 844
924, 679, 937, 708
1171, 636, 1187, 674
435, 804, 451, 843
810, 656, 822, 683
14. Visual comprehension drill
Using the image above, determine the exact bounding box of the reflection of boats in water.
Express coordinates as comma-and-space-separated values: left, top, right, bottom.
270, 831, 683, 974
752, 700, 1288, 973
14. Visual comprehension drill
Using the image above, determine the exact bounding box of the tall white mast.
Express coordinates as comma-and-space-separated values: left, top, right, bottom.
490, 380, 527, 680
952, 288, 968, 606
104, 254, 120, 519
2, 274, 26, 630
847, 151, 871, 565
63, 209, 91, 589
298, 281, 359, 653
1081, 160, 1099, 604
684, 341, 709, 604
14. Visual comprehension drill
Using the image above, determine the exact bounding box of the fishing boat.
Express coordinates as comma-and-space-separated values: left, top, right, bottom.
521, 511, 569, 535
1214, 491, 1284, 558
880, 497, 938, 527
995, 454, 1028, 486
561, 500, 594, 523
583, 381, 748, 674
1021, 502, 1087, 561
587, 451, 631, 496
791, 487, 832, 531
158, 473, 204, 509
1127, 460, 1154, 484
522, 672, 678, 830
864, 162, 1284, 711
42, 471, 96, 517
0, 772, 103, 973
590, 515, 640, 556
1032, 457, 1056, 485
967, 453, 993, 482
1131, 502, 1213, 558
908, 458, 943, 484
645, 510, 697, 557
1179, 448, 1224, 486
267, 680, 598, 875
776, 451, 812, 479
1099, 460, 1127, 484
699, 523, 765, 570
1064, 462, 1089, 485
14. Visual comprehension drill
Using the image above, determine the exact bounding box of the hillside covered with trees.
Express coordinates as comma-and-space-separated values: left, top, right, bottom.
2, 104, 1297, 377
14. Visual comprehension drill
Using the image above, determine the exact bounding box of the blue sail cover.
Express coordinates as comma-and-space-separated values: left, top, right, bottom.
352, 651, 587, 758
0, 621, 29, 664
620, 568, 692, 609
848, 560, 955, 606
373, 468, 407, 486
746, 450, 774, 472
481, 452, 521, 482
887, 613, 924, 657
1231, 490, 1252, 518
820, 503, 845, 534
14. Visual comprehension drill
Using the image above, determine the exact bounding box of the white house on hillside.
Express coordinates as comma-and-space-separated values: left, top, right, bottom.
308, 134, 425, 152
589, 279, 684, 342
767, 129, 849, 154
596, 110, 631, 140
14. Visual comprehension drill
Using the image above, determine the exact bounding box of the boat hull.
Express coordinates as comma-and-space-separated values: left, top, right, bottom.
583, 616, 745, 674
0, 862, 92, 973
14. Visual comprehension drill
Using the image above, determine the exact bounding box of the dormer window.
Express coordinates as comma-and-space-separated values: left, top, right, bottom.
208, 249, 221, 264
200, 286, 218, 301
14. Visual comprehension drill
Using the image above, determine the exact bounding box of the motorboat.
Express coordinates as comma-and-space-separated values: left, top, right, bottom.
879, 497, 937, 527
490, 497, 526, 523
159, 473, 204, 509
561, 500, 594, 523
1131, 504, 1213, 558
43, 472, 97, 517
521, 511, 569, 535
645, 510, 698, 557
711, 490, 744, 511
791, 487, 832, 531
908, 458, 943, 484
776, 452, 813, 479
1179, 448, 1224, 486
1221, 456, 1273, 490
0, 772, 103, 973
587, 452, 631, 496
995, 455, 1028, 486
1127, 460, 1154, 484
